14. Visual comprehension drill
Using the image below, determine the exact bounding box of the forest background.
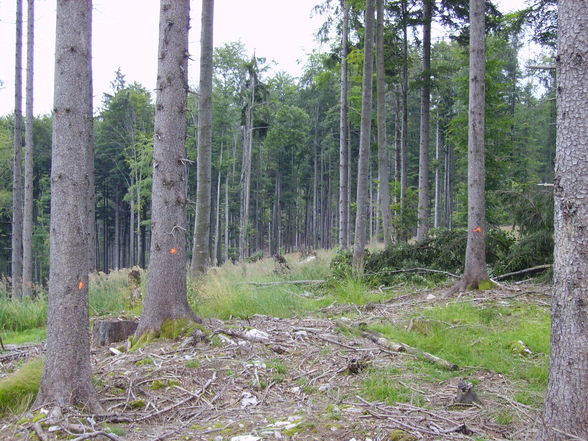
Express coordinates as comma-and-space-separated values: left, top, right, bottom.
0, 0, 556, 287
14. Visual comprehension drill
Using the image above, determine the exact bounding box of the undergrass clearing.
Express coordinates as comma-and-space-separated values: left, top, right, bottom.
365, 301, 550, 406
1, 328, 46, 345
191, 250, 335, 319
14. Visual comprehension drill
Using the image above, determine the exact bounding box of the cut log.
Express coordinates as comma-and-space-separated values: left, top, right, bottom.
92, 319, 138, 346
362, 328, 458, 370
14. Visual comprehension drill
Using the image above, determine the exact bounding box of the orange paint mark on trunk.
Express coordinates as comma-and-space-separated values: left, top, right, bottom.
473, 227, 483, 233
170, 248, 178, 254
78, 281, 85, 290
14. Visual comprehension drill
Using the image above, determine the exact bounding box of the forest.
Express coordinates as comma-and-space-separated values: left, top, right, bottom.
2, 0, 588, 440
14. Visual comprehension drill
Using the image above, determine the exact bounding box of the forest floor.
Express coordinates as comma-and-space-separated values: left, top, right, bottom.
0, 281, 550, 441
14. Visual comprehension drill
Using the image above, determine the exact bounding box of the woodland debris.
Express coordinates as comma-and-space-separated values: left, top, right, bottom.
246, 279, 325, 287
92, 319, 138, 346
361, 328, 458, 370
493, 264, 552, 281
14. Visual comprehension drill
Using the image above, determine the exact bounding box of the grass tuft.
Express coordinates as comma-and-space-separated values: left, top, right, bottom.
0, 358, 44, 415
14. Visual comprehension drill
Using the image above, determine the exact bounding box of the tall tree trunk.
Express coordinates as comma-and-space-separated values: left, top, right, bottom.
433, 116, 442, 229
224, 174, 229, 263
339, 0, 350, 250
538, 1, 588, 439
136, 0, 200, 336
376, 0, 392, 249
35, 0, 101, 411
352, 0, 375, 274
444, 142, 453, 228
191, 0, 214, 277
458, 0, 488, 290
12, 0, 24, 300
399, 0, 409, 223
129, 175, 135, 266
114, 197, 120, 270
239, 65, 255, 261
212, 145, 223, 267
416, 0, 432, 242
22, 0, 34, 297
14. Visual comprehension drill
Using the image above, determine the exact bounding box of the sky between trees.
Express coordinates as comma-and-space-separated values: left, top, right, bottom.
0, 0, 526, 117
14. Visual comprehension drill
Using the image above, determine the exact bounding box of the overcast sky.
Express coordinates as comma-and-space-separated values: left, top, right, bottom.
0, 0, 528, 117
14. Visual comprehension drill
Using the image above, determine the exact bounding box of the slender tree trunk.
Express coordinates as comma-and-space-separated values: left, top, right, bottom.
129, 175, 135, 266
22, 0, 34, 297
35, 0, 101, 411
538, 2, 588, 439
376, 0, 392, 249
339, 0, 350, 250
444, 142, 453, 228
239, 66, 255, 261
114, 198, 120, 270
352, 0, 375, 274
212, 145, 222, 267
191, 0, 214, 277
433, 116, 442, 229
224, 174, 229, 263
12, 0, 24, 300
459, 0, 488, 290
347, 123, 353, 246
136, 0, 199, 336
399, 0, 409, 222
416, 0, 432, 242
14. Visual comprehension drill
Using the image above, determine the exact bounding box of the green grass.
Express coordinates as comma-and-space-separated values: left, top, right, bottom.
367, 301, 550, 401
0, 297, 47, 332
191, 271, 315, 319
1, 327, 46, 345
363, 369, 425, 406
0, 358, 44, 415
89, 270, 143, 317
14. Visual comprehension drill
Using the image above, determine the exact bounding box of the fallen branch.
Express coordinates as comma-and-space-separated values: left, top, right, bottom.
31, 423, 48, 441
247, 279, 325, 287
362, 329, 458, 370
494, 264, 552, 281
70, 432, 123, 441
135, 372, 216, 422
365, 268, 460, 279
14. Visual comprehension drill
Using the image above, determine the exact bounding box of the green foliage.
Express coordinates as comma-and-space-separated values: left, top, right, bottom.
0, 297, 47, 332
89, 270, 137, 317
363, 370, 424, 406
368, 301, 550, 393
0, 358, 43, 415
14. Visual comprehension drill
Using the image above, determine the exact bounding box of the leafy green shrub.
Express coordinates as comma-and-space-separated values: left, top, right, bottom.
331, 229, 515, 286
494, 229, 553, 276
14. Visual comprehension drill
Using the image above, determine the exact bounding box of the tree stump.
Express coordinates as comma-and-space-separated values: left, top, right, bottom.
92, 319, 138, 346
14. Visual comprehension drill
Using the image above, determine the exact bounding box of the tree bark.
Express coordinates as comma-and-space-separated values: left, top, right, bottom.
433, 116, 442, 229
191, 0, 214, 277
239, 62, 255, 261
459, 0, 488, 289
34, 0, 101, 411
538, 1, 588, 439
137, 0, 199, 336
416, 0, 432, 242
22, 0, 34, 297
376, 0, 392, 250
12, 0, 24, 300
212, 145, 222, 267
399, 0, 409, 223
352, 0, 375, 274
339, 0, 350, 250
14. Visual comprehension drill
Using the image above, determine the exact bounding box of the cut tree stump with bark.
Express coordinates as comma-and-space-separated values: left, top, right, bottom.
92, 320, 138, 346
